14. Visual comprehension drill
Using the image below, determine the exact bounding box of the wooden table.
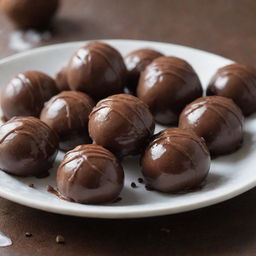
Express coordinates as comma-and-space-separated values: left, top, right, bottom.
0, 0, 256, 255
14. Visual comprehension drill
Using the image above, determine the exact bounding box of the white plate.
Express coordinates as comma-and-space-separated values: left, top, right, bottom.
0, 39, 256, 219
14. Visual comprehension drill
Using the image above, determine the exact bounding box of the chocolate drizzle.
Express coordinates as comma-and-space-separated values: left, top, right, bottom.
146, 56, 196, 83
90, 94, 153, 136
40, 91, 95, 151
179, 96, 244, 156
207, 63, 256, 116
124, 48, 163, 94
141, 128, 210, 193
57, 144, 124, 204
67, 41, 127, 100
137, 56, 202, 125
86, 42, 124, 83
0, 71, 58, 120
89, 94, 155, 158
0, 116, 58, 177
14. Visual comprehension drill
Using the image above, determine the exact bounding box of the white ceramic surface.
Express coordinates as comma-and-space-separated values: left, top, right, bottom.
0, 39, 255, 219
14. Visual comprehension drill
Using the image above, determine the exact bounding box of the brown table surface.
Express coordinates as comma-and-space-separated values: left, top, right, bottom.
0, 0, 256, 255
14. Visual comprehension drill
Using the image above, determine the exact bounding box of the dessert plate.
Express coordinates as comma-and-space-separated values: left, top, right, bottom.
0, 39, 255, 219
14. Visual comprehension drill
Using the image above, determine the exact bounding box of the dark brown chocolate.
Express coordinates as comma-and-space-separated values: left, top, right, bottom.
0, 71, 58, 120
67, 41, 127, 100
88, 94, 155, 158
57, 144, 124, 204
179, 96, 244, 156
141, 128, 210, 192
0, 116, 59, 177
55, 66, 69, 91
137, 56, 203, 125
124, 48, 163, 94
207, 63, 256, 116
0, 0, 59, 29
40, 91, 95, 151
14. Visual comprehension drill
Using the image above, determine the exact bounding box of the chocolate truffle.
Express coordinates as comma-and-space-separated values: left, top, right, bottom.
55, 66, 69, 91
0, 71, 58, 120
0, 116, 58, 177
89, 94, 155, 158
0, 0, 59, 29
40, 91, 95, 151
137, 56, 203, 125
124, 48, 163, 94
179, 96, 244, 156
57, 144, 124, 204
67, 41, 127, 100
141, 128, 210, 192
207, 63, 256, 116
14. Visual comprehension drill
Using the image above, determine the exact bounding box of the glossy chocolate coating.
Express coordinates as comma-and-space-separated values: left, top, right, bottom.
137, 56, 203, 125
57, 144, 124, 204
0, 116, 58, 177
40, 91, 95, 151
67, 41, 127, 100
141, 128, 210, 192
207, 63, 256, 116
0, 0, 59, 29
124, 48, 163, 94
0, 71, 58, 120
179, 96, 244, 156
55, 66, 69, 91
89, 94, 155, 158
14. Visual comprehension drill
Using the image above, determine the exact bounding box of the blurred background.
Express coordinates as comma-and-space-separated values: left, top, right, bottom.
0, 0, 256, 64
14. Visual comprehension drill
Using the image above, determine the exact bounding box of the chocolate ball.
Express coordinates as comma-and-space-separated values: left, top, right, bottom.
67, 41, 127, 101
141, 128, 210, 192
0, 71, 58, 120
124, 48, 163, 94
89, 94, 155, 158
40, 91, 95, 151
137, 56, 203, 125
179, 96, 244, 156
55, 66, 69, 91
0, 116, 59, 177
57, 144, 124, 204
207, 63, 256, 116
0, 0, 59, 29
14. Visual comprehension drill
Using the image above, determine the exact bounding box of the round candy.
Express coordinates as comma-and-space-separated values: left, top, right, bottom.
137, 56, 203, 125
0, 71, 58, 120
207, 63, 256, 116
0, 0, 59, 29
55, 66, 69, 91
179, 96, 244, 156
141, 128, 210, 193
0, 117, 59, 177
57, 144, 124, 204
67, 41, 127, 100
124, 48, 163, 94
89, 94, 155, 158
40, 91, 95, 151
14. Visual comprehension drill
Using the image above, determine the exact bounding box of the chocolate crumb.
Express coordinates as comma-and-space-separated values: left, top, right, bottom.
113, 197, 122, 203
56, 235, 65, 244
131, 182, 137, 188
28, 183, 34, 188
145, 184, 154, 191
138, 178, 144, 183
25, 232, 32, 237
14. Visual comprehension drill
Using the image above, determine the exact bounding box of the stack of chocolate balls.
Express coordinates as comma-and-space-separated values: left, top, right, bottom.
1, 41, 255, 205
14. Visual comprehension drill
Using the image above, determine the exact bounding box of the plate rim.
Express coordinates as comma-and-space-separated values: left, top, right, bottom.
0, 39, 254, 219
